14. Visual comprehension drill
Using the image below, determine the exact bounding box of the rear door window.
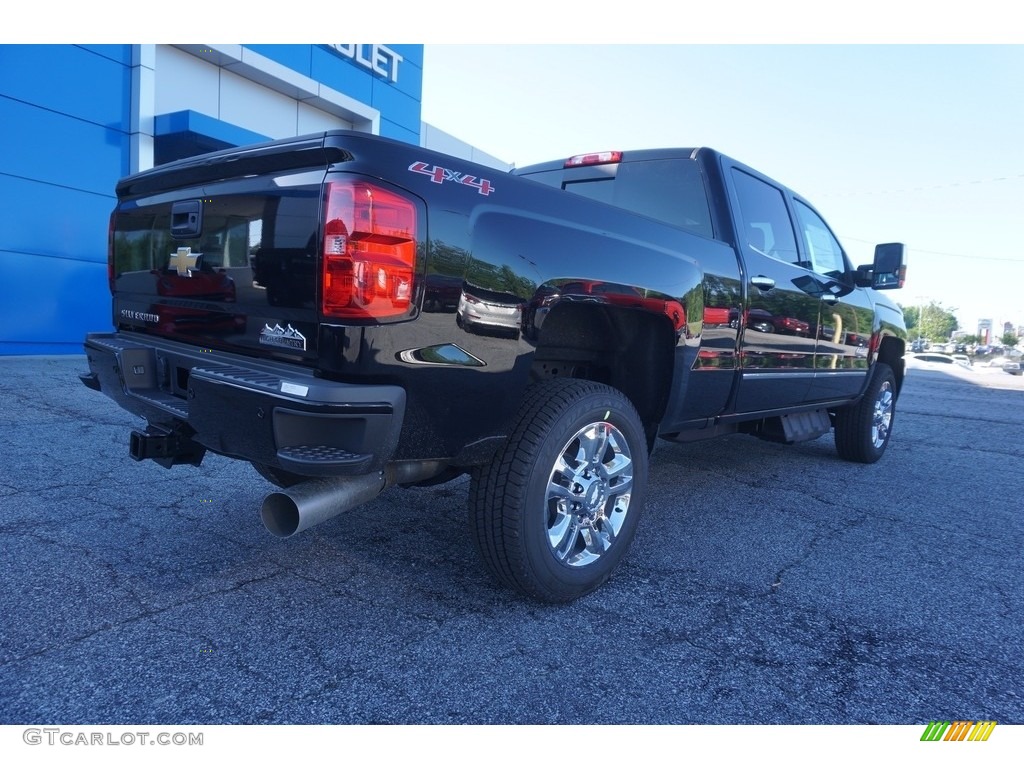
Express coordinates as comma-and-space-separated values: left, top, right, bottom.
730, 169, 800, 266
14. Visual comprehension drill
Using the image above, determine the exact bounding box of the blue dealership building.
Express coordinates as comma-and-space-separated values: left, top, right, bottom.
0, 44, 504, 355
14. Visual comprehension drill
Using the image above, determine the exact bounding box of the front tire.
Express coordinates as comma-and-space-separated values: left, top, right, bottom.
469, 379, 648, 603
834, 362, 896, 463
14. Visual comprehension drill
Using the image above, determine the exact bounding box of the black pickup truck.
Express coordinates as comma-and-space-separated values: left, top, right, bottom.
81, 131, 907, 602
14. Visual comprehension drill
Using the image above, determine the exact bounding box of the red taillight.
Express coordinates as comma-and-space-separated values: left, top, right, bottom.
322, 180, 418, 321
565, 151, 622, 168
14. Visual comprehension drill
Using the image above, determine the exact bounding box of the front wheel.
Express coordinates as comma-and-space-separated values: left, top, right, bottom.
834, 362, 896, 463
469, 379, 648, 603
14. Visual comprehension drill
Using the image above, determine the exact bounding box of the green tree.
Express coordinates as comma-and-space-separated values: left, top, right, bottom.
1001, 332, 1019, 348
900, 301, 959, 342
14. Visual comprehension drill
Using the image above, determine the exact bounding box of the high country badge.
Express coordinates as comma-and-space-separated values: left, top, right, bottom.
259, 323, 307, 351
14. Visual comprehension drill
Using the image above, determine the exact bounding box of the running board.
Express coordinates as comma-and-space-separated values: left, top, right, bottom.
755, 409, 833, 444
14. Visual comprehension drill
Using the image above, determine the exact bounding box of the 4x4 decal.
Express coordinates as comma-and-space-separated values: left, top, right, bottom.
409, 161, 495, 196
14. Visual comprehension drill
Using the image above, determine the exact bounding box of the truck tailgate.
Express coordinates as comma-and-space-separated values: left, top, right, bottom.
111, 169, 325, 361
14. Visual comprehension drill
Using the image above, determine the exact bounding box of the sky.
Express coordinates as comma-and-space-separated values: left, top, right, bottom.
420, 44, 1024, 337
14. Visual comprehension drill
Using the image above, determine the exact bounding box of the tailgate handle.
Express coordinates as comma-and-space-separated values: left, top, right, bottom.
171, 200, 203, 239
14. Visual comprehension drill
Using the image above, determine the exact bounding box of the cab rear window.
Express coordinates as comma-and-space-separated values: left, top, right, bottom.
521, 158, 713, 239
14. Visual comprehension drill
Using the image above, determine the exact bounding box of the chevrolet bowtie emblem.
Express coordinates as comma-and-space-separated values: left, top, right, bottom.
169, 247, 202, 277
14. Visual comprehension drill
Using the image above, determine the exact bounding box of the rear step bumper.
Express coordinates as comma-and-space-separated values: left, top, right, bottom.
82, 332, 405, 476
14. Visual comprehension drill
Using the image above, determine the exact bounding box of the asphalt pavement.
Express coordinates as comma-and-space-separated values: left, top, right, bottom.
1, 355, 1021, 725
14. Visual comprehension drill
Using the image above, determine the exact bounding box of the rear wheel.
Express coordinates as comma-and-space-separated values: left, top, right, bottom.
469, 379, 648, 603
834, 362, 896, 463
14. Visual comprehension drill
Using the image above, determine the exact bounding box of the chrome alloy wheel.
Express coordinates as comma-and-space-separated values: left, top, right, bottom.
545, 421, 634, 567
872, 380, 894, 449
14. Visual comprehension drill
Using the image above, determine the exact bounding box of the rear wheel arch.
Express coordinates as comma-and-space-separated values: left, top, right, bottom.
529, 301, 677, 443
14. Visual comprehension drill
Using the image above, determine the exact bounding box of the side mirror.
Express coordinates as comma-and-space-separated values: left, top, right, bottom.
870, 242, 906, 290
852, 265, 874, 288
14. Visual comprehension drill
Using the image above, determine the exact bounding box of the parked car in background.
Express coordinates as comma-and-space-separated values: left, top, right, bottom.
911, 352, 957, 367
1003, 352, 1023, 376
951, 354, 972, 368
456, 284, 523, 337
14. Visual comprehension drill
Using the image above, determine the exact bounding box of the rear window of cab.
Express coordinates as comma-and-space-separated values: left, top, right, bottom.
520, 158, 714, 239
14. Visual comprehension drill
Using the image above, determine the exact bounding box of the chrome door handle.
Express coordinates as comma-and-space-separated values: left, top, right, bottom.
750, 276, 775, 291
822, 293, 839, 304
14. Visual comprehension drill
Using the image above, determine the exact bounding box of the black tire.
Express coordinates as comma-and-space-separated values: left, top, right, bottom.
250, 462, 309, 489
834, 362, 896, 464
469, 379, 648, 603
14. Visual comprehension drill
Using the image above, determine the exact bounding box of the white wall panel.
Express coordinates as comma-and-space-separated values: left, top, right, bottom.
297, 102, 352, 134
219, 68, 298, 139
154, 45, 220, 118
421, 123, 511, 170
154, 46, 367, 144
130, 44, 156, 172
